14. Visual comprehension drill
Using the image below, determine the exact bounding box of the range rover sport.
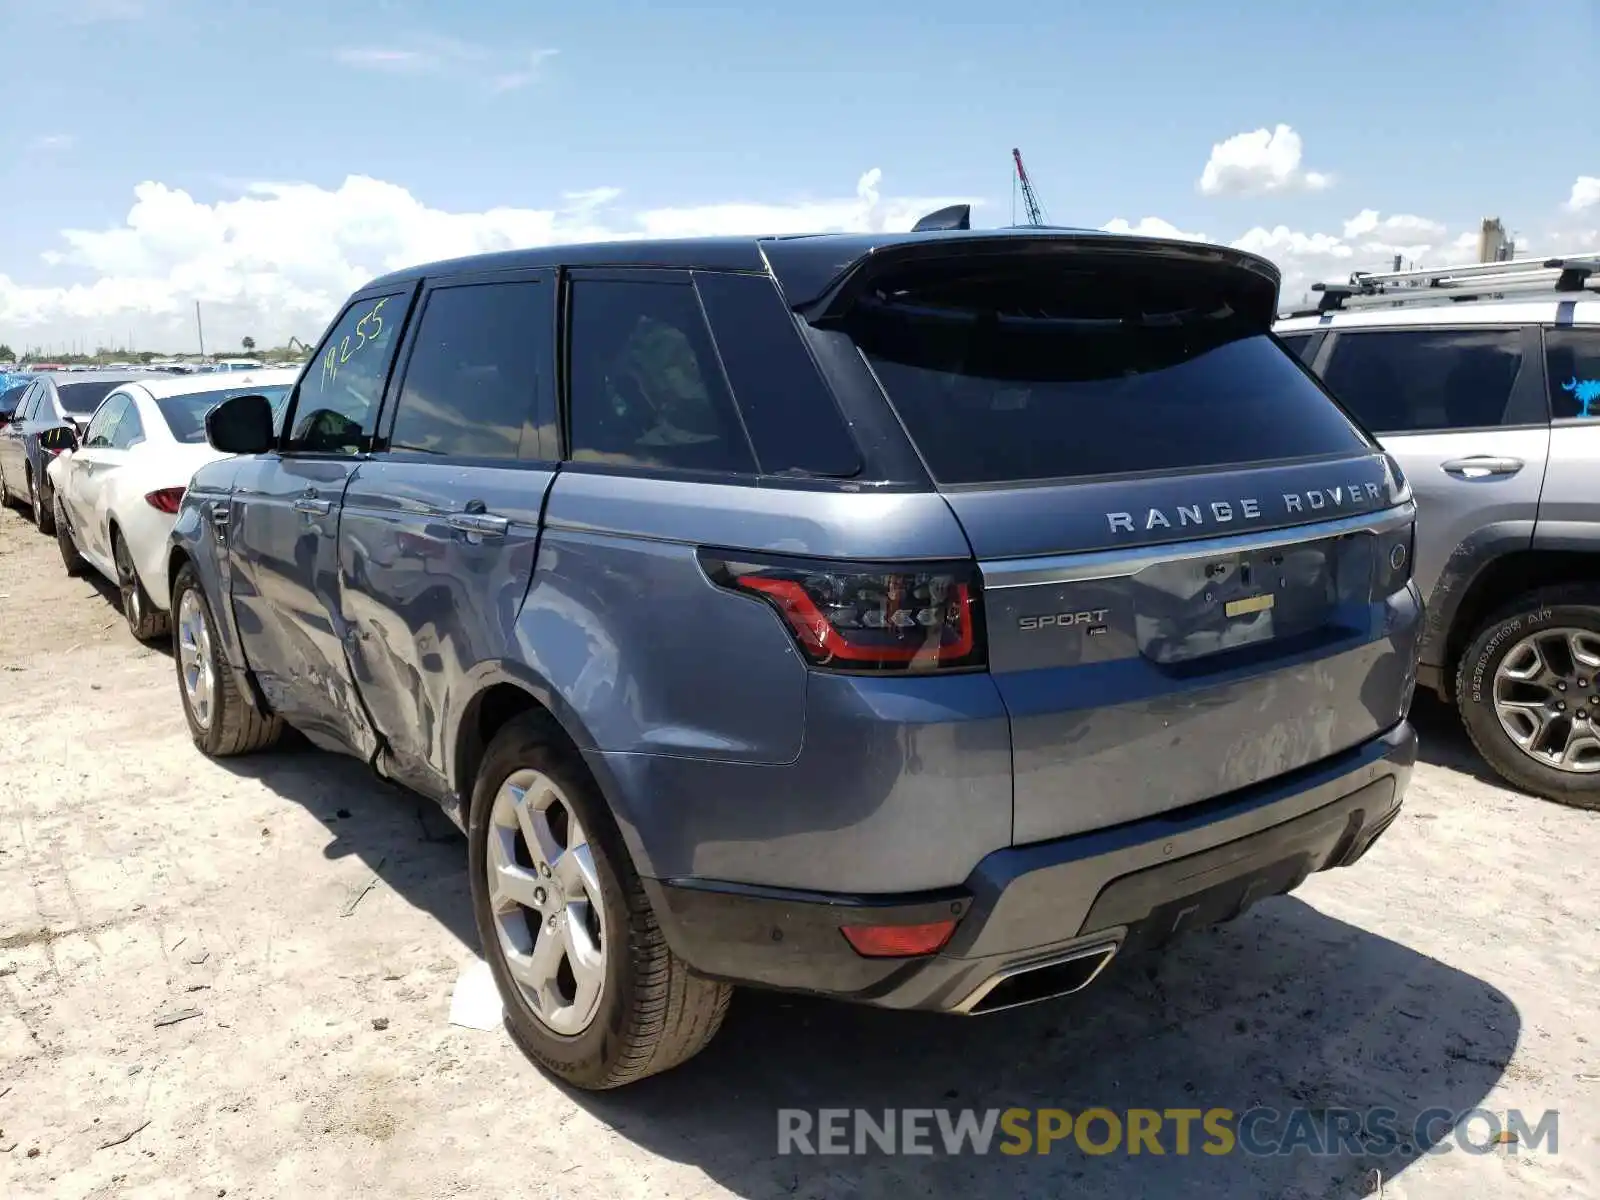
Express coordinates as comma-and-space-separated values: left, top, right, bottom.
166, 218, 1422, 1088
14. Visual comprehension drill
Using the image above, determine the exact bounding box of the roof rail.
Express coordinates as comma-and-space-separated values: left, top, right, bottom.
1307, 252, 1600, 312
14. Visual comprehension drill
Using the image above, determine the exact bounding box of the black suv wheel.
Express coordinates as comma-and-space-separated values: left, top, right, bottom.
1456, 585, 1600, 809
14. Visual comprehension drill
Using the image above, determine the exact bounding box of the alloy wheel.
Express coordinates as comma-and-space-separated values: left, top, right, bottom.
485, 768, 607, 1037
176, 588, 216, 731
1493, 627, 1600, 773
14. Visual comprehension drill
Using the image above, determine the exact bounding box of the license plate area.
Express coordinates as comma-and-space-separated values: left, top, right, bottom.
1132, 533, 1371, 665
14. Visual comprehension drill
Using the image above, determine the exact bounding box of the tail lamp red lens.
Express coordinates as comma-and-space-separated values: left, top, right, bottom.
840, 919, 958, 958
699, 551, 985, 672
144, 487, 185, 514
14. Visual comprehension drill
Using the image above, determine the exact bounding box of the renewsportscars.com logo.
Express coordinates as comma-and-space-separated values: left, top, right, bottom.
777, 1107, 1560, 1158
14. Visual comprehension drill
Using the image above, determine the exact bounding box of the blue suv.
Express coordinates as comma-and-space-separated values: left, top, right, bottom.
166, 220, 1421, 1089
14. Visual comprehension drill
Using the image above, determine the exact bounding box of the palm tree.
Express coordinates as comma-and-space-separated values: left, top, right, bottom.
242, 336, 256, 354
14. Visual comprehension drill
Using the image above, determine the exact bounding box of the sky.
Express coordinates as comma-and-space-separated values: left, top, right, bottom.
1, 0, 1598, 354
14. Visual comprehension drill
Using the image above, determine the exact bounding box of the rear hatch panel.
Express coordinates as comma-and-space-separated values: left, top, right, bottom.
807, 234, 1418, 845
978, 490, 1415, 842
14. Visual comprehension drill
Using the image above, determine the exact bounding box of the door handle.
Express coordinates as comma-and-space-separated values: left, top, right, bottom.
293, 498, 333, 515
1441, 456, 1524, 479
446, 511, 509, 537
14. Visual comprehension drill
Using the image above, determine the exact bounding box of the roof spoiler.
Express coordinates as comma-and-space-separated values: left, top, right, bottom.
910, 204, 972, 233
777, 235, 1282, 327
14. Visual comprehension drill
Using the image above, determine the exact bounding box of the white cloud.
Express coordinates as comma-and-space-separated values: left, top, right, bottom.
30, 134, 77, 152
1199, 124, 1332, 197
1565, 176, 1600, 212
492, 49, 560, 93
333, 34, 550, 89
335, 48, 433, 72
1341, 209, 1446, 241
0, 170, 972, 352
1099, 216, 1209, 242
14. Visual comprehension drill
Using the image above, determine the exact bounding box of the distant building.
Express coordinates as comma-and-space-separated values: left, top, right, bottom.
1478, 218, 1517, 263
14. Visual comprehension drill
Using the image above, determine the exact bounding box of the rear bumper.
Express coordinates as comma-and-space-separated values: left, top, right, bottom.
645, 719, 1415, 1013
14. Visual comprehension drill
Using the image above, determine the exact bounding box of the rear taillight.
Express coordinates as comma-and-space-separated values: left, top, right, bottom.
145, 487, 185, 514
699, 551, 986, 672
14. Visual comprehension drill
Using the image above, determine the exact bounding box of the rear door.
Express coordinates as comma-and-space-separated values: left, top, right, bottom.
1316, 325, 1549, 605
63, 392, 133, 566
227, 287, 413, 755
833, 246, 1413, 843
339, 269, 557, 801
0, 383, 39, 490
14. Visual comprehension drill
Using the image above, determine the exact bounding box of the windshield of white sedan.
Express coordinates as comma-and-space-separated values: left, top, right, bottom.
157, 385, 294, 443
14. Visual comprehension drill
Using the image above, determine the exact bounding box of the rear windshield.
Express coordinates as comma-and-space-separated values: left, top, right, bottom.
845, 262, 1371, 484
57, 381, 123, 416
156, 384, 294, 443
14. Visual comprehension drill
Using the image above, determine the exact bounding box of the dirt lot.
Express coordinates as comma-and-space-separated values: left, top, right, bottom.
0, 501, 1596, 1200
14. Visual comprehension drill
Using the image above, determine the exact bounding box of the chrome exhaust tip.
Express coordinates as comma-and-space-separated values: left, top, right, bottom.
954, 940, 1120, 1015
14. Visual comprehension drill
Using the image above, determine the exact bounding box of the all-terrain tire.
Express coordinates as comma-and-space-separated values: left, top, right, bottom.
113, 529, 170, 642
1456, 584, 1600, 810
468, 712, 731, 1089
54, 495, 88, 577
172, 563, 283, 756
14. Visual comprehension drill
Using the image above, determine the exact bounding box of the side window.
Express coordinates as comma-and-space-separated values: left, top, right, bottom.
30, 387, 56, 422
16, 384, 40, 421
84, 393, 129, 448
566, 279, 756, 474
1544, 328, 1600, 420
1321, 329, 1525, 434
389, 279, 548, 460
111, 399, 146, 449
287, 292, 407, 454
694, 273, 862, 477
1278, 332, 1315, 363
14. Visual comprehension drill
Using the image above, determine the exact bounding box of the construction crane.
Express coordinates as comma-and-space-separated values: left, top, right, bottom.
1011, 147, 1046, 227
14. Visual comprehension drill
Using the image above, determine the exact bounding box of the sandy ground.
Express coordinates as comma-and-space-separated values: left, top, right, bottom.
0, 497, 1597, 1200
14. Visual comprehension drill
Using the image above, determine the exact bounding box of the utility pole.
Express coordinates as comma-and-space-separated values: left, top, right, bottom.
195, 301, 205, 359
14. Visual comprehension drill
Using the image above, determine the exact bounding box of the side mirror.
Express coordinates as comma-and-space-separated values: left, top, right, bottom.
205, 393, 275, 454
39, 425, 78, 453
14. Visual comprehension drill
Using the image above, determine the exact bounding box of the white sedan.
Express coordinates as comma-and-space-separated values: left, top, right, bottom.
47, 368, 300, 641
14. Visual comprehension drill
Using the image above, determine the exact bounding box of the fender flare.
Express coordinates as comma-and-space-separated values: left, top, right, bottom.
445, 662, 655, 872
1418, 520, 1536, 669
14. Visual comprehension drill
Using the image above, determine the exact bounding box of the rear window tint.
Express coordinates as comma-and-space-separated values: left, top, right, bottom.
1321, 328, 1527, 433
1544, 327, 1600, 420
567, 279, 757, 475
1278, 331, 1316, 362
56, 381, 122, 415
694, 272, 862, 477
847, 280, 1370, 484
157, 385, 294, 443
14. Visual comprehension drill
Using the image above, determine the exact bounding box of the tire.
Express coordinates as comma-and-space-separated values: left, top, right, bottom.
54, 496, 88, 577
1456, 585, 1600, 810
468, 713, 731, 1089
171, 563, 283, 756
30, 468, 56, 535
113, 529, 169, 642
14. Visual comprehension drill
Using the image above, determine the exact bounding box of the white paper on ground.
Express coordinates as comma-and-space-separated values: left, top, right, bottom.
448, 958, 504, 1031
